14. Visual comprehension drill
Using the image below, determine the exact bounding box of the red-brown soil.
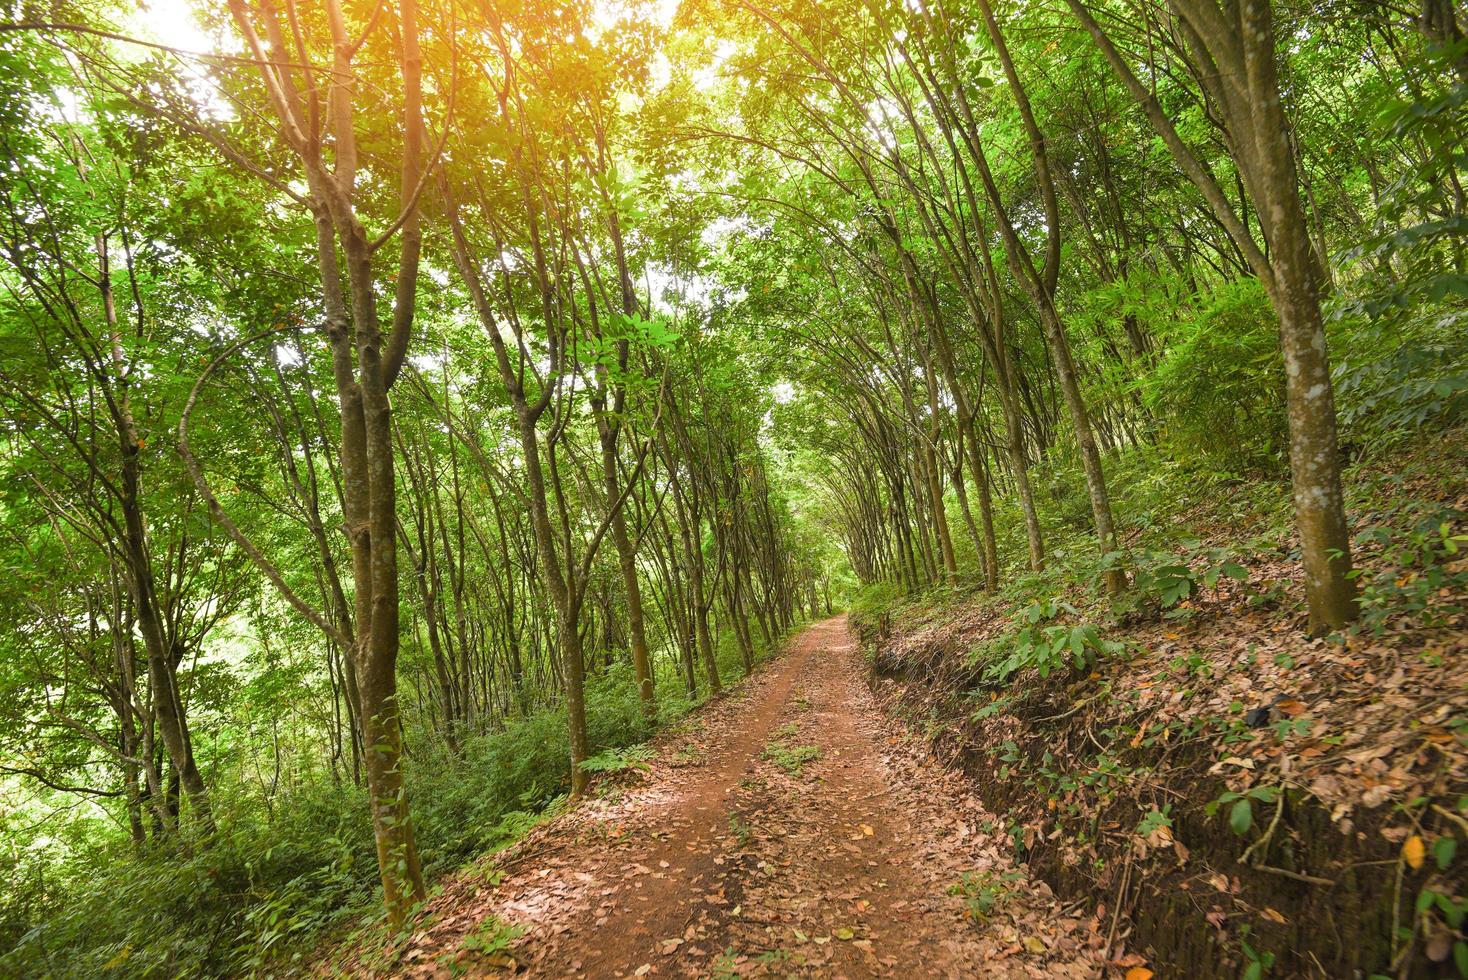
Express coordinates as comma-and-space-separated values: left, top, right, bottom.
378, 616, 1104, 978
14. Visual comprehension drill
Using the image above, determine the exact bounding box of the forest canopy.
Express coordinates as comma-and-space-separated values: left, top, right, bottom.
0, 0, 1464, 973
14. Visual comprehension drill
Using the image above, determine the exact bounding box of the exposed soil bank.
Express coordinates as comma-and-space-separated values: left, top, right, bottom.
858, 601, 1467, 979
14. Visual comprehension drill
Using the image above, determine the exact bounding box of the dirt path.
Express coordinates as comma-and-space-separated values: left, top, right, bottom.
388, 617, 1103, 978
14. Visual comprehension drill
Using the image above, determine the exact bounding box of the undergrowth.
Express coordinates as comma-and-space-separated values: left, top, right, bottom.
762, 721, 821, 776
0, 624, 790, 978
848, 423, 1468, 976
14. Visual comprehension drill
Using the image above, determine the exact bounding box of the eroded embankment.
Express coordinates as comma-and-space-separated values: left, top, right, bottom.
857, 590, 1468, 978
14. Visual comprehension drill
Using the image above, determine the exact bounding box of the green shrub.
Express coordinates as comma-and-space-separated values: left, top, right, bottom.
846, 581, 906, 633
0, 780, 379, 977
1331, 310, 1468, 448
0, 660, 704, 978
1143, 279, 1287, 473
971, 600, 1124, 684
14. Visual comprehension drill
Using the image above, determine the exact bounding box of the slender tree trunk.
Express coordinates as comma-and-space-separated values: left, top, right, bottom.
602, 432, 655, 722
1067, 0, 1357, 629
1038, 299, 1126, 588
971, 0, 1125, 592
1235, 0, 1357, 630
100, 230, 211, 830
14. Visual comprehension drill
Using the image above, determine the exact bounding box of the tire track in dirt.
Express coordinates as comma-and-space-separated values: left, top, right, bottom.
386, 616, 1103, 978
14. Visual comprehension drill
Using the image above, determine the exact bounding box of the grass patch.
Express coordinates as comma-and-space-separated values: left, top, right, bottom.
761, 740, 821, 776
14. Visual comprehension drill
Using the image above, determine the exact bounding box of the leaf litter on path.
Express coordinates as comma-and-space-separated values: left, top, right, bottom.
353, 617, 1105, 978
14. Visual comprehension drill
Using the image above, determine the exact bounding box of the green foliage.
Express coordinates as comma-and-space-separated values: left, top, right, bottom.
1333, 312, 1468, 446
846, 581, 907, 630
1435, 835, 1458, 871
1412, 881, 1468, 978
3, 0, 1467, 973
947, 869, 1022, 923
727, 812, 753, 847
1132, 559, 1198, 608
1135, 805, 1174, 839
578, 745, 655, 774
0, 665, 665, 977
1334, 56, 1468, 322
1353, 501, 1468, 635
761, 742, 821, 776
1206, 785, 1280, 836
973, 601, 1124, 684
1140, 280, 1288, 473
461, 916, 526, 957
1, 782, 378, 977
760, 734, 821, 775
1238, 923, 1278, 980
1113, 544, 1251, 620
968, 692, 1014, 722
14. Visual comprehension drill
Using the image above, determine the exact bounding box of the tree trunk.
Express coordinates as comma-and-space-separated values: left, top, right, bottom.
1234, 0, 1357, 630
601, 430, 656, 723
1067, 0, 1357, 629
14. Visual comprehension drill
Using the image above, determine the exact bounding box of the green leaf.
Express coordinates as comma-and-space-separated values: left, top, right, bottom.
1440, 892, 1466, 929
1435, 836, 1457, 870
1229, 798, 1253, 836
1417, 889, 1436, 915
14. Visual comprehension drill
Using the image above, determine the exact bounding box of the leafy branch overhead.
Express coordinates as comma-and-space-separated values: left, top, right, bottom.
0, 0, 1463, 975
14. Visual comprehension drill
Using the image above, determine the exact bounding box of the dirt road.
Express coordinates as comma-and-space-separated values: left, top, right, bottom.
387, 616, 1101, 978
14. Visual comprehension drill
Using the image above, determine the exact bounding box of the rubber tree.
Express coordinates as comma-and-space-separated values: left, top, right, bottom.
438, 11, 666, 795
1067, 0, 1358, 632
183, 0, 436, 925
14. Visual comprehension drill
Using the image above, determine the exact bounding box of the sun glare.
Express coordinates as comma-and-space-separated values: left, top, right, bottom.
130, 0, 215, 55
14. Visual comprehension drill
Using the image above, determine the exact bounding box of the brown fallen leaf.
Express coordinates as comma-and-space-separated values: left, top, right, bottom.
1275, 698, 1307, 717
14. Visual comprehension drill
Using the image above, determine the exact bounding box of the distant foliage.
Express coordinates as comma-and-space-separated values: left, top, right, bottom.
847, 581, 907, 630
1332, 311, 1468, 446
1335, 56, 1467, 322
1142, 279, 1288, 474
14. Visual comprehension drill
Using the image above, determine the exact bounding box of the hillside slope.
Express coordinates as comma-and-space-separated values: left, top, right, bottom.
854, 434, 1468, 977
